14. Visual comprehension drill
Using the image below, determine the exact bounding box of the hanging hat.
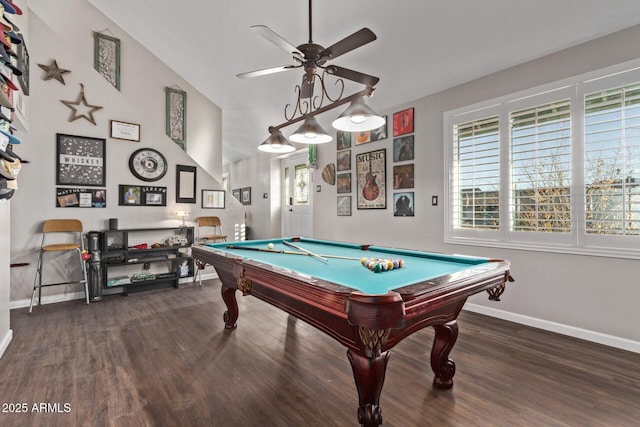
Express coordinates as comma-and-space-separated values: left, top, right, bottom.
0, 7, 12, 32
0, 129, 13, 162
0, 71, 16, 90
0, 1, 21, 15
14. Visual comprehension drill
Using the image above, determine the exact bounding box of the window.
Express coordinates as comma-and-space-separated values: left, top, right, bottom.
510, 100, 572, 233
584, 84, 640, 236
453, 116, 500, 230
445, 61, 640, 258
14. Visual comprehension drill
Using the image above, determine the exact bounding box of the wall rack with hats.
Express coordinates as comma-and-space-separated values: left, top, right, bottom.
0, 0, 27, 203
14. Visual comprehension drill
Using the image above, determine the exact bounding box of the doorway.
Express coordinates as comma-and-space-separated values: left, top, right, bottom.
281, 152, 313, 237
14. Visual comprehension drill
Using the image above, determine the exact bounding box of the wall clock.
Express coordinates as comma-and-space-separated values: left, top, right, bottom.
129, 148, 168, 182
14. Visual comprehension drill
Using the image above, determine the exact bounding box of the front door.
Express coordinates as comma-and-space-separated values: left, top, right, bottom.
281, 153, 313, 237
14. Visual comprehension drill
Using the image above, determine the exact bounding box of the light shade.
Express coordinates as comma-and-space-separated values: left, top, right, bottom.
289, 116, 333, 144
258, 129, 296, 153
332, 97, 385, 132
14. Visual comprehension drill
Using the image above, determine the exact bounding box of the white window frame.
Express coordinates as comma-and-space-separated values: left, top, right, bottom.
444, 59, 640, 259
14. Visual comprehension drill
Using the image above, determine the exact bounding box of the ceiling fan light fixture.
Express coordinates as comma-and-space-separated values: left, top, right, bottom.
258, 129, 296, 153
332, 97, 385, 132
289, 117, 333, 144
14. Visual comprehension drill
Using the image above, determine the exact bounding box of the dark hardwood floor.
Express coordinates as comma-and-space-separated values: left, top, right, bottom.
1, 279, 639, 427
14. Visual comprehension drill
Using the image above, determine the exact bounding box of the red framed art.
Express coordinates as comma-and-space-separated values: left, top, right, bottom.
393, 107, 414, 136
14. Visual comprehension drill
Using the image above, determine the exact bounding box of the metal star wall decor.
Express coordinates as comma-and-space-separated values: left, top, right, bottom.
38, 59, 71, 84
61, 83, 103, 125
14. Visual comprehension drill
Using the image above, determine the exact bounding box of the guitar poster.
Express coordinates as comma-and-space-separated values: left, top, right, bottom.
356, 148, 386, 209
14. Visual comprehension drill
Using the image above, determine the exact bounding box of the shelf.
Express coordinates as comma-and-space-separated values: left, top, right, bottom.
96, 227, 195, 296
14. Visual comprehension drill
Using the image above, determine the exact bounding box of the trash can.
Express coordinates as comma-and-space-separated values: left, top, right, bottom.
87, 231, 103, 302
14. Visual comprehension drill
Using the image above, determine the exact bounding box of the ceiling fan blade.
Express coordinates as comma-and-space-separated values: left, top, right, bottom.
326, 65, 379, 87
251, 25, 304, 61
319, 28, 376, 61
236, 64, 299, 79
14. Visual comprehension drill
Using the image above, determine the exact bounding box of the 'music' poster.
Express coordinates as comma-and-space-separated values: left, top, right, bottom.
356, 148, 386, 209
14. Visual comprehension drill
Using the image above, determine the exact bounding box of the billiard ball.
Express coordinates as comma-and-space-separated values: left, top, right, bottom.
268, 243, 274, 249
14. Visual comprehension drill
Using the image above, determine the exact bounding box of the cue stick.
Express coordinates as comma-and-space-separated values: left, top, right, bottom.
225, 245, 361, 261
283, 241, 329, 263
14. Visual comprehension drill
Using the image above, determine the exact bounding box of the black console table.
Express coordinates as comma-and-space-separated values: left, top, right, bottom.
101, 227, 194, 295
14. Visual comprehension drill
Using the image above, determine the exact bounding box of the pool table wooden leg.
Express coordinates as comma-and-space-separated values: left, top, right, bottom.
431, 320, 458, 389
220, 285, 238, 329
347, 349, 389, 427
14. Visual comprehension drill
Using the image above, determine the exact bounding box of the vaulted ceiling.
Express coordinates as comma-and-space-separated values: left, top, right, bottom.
88, 0, 640, 164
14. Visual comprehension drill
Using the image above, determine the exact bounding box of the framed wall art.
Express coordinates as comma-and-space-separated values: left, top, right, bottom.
393, 108, 414, 136
166, 86, 187, 150
56, 134, 106, 187
337, 131, 351, 150
176, 165, 197, 203
356, 148, 386, 209
93, 32, 121, 90
353, 116, 387, 145
202, 189, 225, 209
241, 187, 252, 205
393, 192, 414, 217
393, 135, 414, 162
119, 185, 167, 206
337, 172, 352, 193
56, 188, 106, 208
110, 120, 140, 142
337, 195, 352, 216
16, 37, 29, 95
336, 150, 351, 171
393, 164, 415, 189
232, 188, 241, 201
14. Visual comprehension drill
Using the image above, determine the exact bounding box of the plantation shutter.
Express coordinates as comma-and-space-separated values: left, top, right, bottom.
584, 84, 640, 235
453, 116, 500, 230
510, 100, 572, 232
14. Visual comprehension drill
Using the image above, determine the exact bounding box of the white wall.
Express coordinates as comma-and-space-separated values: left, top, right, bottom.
229, 24, 640, 353
7, 0, 244, 307
0, 201, 11, 359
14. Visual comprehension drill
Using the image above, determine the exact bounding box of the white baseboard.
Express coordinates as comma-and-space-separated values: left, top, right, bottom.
464, 303, 640, 354
0, 328, 13, 359
11, 272, 220, 310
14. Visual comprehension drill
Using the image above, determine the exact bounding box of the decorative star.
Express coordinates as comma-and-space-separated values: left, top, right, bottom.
38, 59, 71, 85
61, 84, 103, 125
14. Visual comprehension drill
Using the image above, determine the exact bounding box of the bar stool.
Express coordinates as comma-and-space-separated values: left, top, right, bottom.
194, 216, 227, 285
30, 219, 89, 313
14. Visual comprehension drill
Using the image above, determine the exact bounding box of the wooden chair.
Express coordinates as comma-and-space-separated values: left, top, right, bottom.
30, 219, 89, 313
194, 216, 227, 285
196, 216, 227, 244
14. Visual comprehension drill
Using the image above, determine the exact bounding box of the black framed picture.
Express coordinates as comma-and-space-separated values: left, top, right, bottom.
241, 187, 252, 205
393, 192, 414, 217
393, 164, 415, 189
353, 115, 387, 145
393, 108, 414, 137
337, 150, 351, 171
16, 38, 29, 95
356, 148, 386, 209
176, 164, 197, 203
337, 172, 352, 193
202, 189, 225, 209
337, 195, 352, 216
119, 185, 167, 206
56, 134, 106, 186
232, 188, 241, 201
56, 188, 106, 208
337, 131, 351, 150
393, 135, 414, 162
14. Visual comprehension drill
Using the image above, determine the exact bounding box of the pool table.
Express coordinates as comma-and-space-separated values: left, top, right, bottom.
191, 237, 512, 427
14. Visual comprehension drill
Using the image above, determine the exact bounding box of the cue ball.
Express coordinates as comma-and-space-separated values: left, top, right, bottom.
268, 243, 274, 249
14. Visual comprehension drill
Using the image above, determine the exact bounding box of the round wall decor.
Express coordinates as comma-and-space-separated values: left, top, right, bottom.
129, 148, 168, 182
